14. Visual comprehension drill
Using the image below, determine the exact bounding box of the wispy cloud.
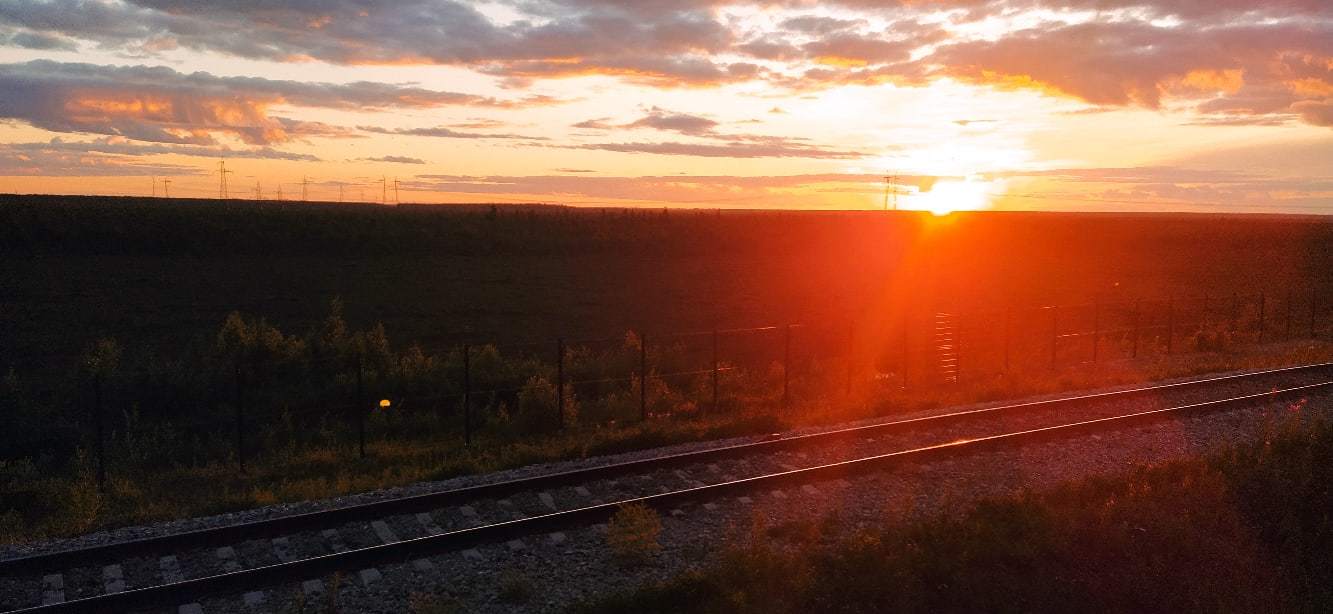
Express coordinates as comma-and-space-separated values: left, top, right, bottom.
360, 155, 427, 164
357, 125, 547, 140
0, 60, 564, 145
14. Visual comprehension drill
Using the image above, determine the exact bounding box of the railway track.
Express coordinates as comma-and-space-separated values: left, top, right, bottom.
4, 363, 1332, 613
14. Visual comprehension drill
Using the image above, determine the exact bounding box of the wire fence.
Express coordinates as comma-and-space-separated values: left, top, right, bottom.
3, 288, 1327, 491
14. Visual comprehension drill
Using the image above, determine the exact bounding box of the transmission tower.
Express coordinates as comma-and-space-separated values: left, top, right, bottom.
338, 183, 344, 203
151, 176, 156, 198
379, 176, 387, 204
276, 184, 284, 201
883, 174, 900, 210
162, 179, 171, 198
216, 160, 233, 199
253, 181, 262, 201
393, 178, 400, 204
301, 176, 310, 201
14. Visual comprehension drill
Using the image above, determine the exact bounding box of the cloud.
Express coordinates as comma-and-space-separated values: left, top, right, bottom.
0, 141, 207, 176
923, 19, 1333, 126
361, 155, 426, 164
0, 60, 562, 145
1, 1, 1329, 129
576, 107, 718, 135
0, 137, 320, 163
625, 108, 718, 135
357, 125, 547, 140
574, 138, 869, 159
0, 0, 747, 86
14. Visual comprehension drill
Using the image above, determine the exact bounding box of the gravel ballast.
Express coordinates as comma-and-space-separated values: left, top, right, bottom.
2, 366, 1331, 613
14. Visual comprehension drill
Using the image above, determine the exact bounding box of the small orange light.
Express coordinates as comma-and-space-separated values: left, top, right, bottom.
379, 399, 391, 409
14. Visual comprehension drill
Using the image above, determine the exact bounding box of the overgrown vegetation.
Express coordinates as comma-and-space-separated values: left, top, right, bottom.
3, 290, 1333, 545
573, 408, 1333, 613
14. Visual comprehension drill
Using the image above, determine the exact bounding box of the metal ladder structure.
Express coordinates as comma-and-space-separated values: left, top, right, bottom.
934, 311, 960, 384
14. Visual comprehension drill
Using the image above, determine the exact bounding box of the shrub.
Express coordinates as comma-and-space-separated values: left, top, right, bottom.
607, 501, 662, 565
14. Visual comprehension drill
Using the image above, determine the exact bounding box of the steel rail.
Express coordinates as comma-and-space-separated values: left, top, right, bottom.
10, 379, 1331, 614
2, 362, 1329, 578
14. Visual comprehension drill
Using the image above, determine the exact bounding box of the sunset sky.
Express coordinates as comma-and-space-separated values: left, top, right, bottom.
0, 0, 1329, 213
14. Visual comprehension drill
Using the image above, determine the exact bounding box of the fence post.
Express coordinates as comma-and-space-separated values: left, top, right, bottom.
901, 318, 910, 390
1312, 288, 1319, 338
711, 328, 720, 412
1230, 293, 1239, 332
92, 373, 106, 493
640, 334, 648, 420
556, 338, 565, 430
954, 311, 962, 384
1049, 305, 1059, 370
844, 322, 853, 395
1258, 292, 1266, 342
782, 325, 791, 409
462, 344, 471, 446
356, 354, 365, 459
1092, 299, 1101, 364
1131, 299, 1142, 358
1002, 305, 1012, 374
234, 359, 246, 474
1166, 298, 1175, 355
1286, 290, 1294, 339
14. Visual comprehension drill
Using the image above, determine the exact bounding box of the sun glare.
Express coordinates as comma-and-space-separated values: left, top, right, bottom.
908, 177, 999, 216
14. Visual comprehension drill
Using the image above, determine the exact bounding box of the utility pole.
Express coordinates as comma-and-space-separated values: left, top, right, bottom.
338, 183, 344, 203
379, 176, 387, 204
301, 176, 310, 201
152, 176, 156, 198
216, 160, 232, 199
276, 185, 283, 201
162, 179, 171, 198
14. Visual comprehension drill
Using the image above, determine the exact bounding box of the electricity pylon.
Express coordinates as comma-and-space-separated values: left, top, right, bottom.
162, 179, 171, 198
883, 174, 900, 210
151, 176, 156, 198
253, 181, 262, 201
216, 160, 233, 199
393, 178, 400, 204
301, 176, 310, 201
379, 176, 387, 204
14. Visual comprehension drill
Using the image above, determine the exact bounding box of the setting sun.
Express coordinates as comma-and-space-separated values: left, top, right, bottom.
907, 177, 1000, 216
